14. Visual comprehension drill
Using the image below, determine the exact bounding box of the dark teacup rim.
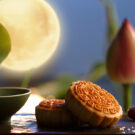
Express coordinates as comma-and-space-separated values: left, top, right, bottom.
0, 87, 31, 98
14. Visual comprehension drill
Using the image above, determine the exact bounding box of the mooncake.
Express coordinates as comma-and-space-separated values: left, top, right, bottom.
36, 99, 77, 128
65, 81, 123, 128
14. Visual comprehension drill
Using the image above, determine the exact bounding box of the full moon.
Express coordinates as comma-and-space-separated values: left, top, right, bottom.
0, 0, 60, 71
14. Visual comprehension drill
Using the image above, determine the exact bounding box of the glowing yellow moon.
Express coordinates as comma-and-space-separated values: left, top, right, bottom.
0, 0, 60, 71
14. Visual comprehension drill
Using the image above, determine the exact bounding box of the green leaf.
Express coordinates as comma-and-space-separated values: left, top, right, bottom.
0, 23, 11, 63
87, 62, 106, 82
55, 75, 77, 98
37, 75, 77, 99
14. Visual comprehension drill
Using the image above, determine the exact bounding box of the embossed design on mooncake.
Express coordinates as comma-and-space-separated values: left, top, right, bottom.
74, 81, 120, 114
40, 99, 65, 108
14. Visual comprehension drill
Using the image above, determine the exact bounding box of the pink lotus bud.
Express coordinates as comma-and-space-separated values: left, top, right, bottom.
106, 19, 135, 84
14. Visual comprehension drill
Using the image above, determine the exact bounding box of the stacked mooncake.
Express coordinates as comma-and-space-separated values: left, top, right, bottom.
36, 81, 123, 128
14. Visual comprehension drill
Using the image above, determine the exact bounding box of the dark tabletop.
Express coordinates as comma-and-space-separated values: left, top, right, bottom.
0, 113, 135, 134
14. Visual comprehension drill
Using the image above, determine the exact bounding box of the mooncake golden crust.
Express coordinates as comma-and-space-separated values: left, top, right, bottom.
39, 99, 65, 110
36, 99, 77, 128
65, 81, 123, 128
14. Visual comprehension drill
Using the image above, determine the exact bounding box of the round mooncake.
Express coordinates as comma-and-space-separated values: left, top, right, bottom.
65, 81, 123, 128
35, 99, 77, 128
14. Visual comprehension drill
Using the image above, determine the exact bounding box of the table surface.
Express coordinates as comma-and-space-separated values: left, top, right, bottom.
0, 113, 135, 134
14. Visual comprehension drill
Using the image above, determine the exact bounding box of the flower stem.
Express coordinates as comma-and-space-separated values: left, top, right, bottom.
21, 70, 32, 88
123, 84, 132, 111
